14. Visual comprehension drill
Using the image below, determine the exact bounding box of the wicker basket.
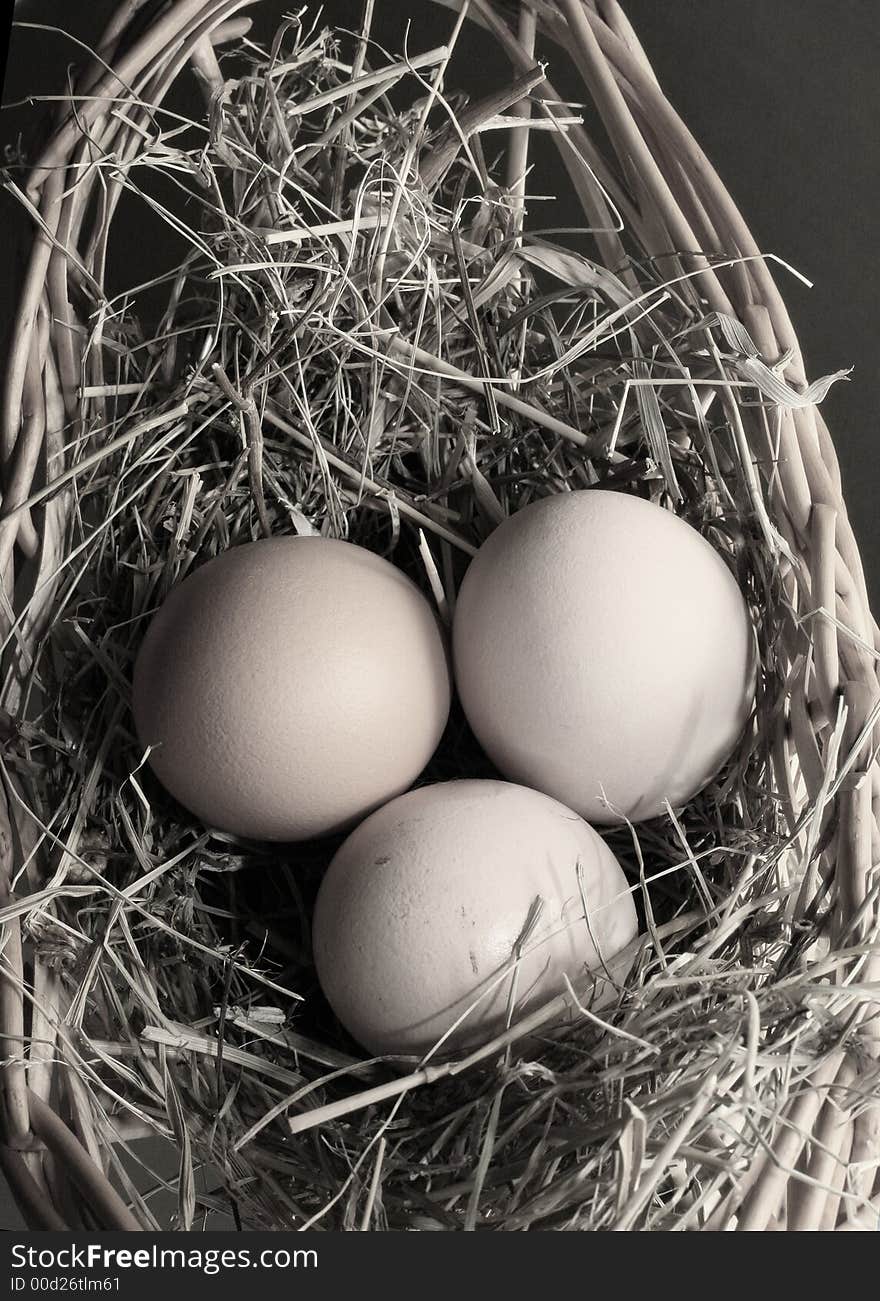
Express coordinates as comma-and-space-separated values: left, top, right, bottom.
1, 0, 877, 1231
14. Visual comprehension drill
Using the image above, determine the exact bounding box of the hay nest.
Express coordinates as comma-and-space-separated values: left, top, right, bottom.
1, 0, 878, 1231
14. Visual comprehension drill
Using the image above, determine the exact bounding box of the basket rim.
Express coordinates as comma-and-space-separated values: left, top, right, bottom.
0, 0, 878, 1233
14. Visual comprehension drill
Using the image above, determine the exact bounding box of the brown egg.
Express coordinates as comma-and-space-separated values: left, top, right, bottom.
132, 537, 451, 840
453, 490, 755, 824
312, 779, 638, 1057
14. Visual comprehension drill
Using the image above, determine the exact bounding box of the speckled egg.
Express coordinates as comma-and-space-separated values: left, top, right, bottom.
452, 490, 755, 824
312, 779, 638, 1056
132, 537, 451, 840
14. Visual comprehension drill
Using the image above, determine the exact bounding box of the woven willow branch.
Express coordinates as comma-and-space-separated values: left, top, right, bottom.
0, 0, 877, 1231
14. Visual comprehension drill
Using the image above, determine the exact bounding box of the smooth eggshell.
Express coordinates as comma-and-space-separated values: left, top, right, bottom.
132, 537, 450, 840
312, 779, 638, 1056
452, 490, 754, 824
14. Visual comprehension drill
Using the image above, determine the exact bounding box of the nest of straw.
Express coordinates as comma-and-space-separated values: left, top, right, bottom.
0, 0, 878, 1232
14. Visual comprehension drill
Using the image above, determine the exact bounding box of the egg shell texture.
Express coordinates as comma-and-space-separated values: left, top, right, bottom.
452, 490, 755, 824
132, 537, 451, 840
312, 779, 638, 1056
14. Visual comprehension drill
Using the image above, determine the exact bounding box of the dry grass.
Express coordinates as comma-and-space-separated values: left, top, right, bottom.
1, 5, 872, 1231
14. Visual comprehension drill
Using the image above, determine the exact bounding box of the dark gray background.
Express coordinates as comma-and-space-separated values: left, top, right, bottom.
1, 0, 878, 1229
